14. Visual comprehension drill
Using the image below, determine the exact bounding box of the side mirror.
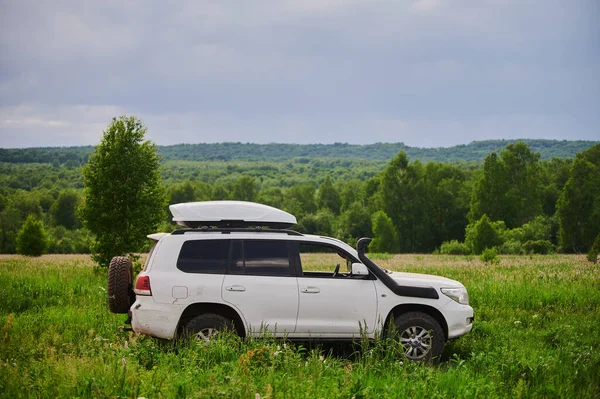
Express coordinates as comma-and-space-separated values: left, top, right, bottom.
351, 263, 369, 276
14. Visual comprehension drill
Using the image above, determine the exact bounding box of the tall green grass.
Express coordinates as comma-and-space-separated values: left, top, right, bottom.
1, 254, 599, 398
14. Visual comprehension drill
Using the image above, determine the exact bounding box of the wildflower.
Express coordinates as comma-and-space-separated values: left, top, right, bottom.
121, 357, 127, 367
255, 394, 261, 399
319, 355, 324, 362
124, 341, 129, 349
514, 320, 521, 325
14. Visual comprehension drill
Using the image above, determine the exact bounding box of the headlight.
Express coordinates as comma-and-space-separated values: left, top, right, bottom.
441, 287, 469, 305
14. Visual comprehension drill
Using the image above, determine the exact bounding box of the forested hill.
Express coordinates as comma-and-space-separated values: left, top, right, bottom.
1, 139, 596, 165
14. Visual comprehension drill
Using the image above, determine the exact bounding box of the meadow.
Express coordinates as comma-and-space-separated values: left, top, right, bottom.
0, 254, 599, 398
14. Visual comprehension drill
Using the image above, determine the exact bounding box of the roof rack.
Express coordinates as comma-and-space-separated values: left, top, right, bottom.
171, 227, 304, 236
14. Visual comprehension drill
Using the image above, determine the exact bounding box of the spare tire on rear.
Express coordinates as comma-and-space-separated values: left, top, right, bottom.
108, 256, 135, 314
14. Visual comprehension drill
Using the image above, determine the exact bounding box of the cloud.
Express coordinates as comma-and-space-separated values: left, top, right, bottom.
0, 0, 598, 148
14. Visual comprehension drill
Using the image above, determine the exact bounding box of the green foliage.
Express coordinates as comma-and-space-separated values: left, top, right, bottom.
256, 187, 284, 209
439, 240, 471, 255
557, 144, 600, 253
49, 190, 81, 229
16, 215, 48, 256
465, 215, 504, 255
370, 211, 399, 253
1, 140, 599, 256
46, 227, 93, 254
2, 139, 596, 164
480, 247, 499, 264
523, 240, 555, 255
79, 116, 166, 267
469, 142, 542, 228
587, 234, 600, 263
496, 240, 525, 255
335, 202, 373, 246
296, 210, 335, 236
282, 184, 317, 218
232, 175, 258, 202
316, 176, 341, 214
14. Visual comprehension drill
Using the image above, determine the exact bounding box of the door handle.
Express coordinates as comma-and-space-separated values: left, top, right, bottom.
225, 285, 246, 292
301, 286, 320, 294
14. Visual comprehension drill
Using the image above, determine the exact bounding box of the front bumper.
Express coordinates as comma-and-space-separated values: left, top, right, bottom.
440, 300, 474, 339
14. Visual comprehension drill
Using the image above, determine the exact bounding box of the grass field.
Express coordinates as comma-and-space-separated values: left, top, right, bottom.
1, 254, 599, 398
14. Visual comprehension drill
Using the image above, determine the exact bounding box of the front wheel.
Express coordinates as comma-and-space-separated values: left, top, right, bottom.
394, 312, 445, 362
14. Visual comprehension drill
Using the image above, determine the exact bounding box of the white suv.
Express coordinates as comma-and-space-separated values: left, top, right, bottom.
108, 201, 474, 361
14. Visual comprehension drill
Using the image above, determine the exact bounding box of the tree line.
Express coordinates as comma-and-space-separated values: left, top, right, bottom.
1, 139, 596, 165
1, 139, 599, 260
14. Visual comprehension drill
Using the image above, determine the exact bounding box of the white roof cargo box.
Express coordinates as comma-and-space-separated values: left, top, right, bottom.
169, 201, 297, 229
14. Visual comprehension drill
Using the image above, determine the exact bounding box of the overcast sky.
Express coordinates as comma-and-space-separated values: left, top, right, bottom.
0, 0, 598, 148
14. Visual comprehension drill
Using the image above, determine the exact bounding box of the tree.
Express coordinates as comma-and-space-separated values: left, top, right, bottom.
282, 185, 317, 218
468, 152, 507, 224
501, 142, 542, 227
16, 215, 48, 256
257, 187, 284, 209
232, 175, 258, 202
335, 202, 372, 246
370, 211, 398, 253
50, 190, 81, 229
557, 144, 600, 253
469, 142, 542, 228
79, 116, 166, 268
316, 176, 341, 214
379, 153, 433, 252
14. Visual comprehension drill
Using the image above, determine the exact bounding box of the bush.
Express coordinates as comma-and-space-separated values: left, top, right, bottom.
497, 240, 525, 255
465, 215, 504, 255
439, 240, 471, 255
480, 247, 499, 264
523, 240, 555, 255
16, 215, 48, 256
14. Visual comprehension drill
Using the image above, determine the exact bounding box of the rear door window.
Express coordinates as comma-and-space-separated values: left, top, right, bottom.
229, 240, 292, 277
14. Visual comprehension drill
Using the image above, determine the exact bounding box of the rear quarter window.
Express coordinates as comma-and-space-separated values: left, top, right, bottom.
177, 239, 230, 274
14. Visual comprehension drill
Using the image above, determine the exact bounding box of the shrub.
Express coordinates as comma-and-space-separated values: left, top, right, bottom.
439, 240, 471, 255
465, 215, 504, 254
480, 247, 499, 264
497, 240, 525, 255
523, 240, 555, 255
16, 215, 48, 256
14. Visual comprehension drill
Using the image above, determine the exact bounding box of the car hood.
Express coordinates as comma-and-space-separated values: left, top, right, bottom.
387, 271, 464, 289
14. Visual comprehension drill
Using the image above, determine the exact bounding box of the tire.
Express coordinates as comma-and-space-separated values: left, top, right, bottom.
182, 313, 235, 341
394, 311, 445, 362
107, 256, 134, 314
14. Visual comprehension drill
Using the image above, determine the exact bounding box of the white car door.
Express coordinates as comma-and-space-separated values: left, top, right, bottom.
221, 240, 299, 336
293, 243, 378, 337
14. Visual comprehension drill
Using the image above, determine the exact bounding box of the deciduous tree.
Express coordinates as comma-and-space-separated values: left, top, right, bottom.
557, 144, 600, 253
16, 215, 48, 256
79, 116, 166, 268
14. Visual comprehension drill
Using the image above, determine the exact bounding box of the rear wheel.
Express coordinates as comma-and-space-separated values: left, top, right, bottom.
394, 312, 445, 362
107, 256, 135, 314
183, 313, 235, 342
